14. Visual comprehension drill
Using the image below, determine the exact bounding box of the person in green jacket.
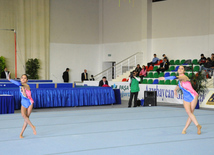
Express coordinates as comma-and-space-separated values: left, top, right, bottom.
128, 71, 140, 107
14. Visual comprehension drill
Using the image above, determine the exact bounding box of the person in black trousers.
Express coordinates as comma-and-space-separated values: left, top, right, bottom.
62, 68, 69, 83
156, 57, 169, 74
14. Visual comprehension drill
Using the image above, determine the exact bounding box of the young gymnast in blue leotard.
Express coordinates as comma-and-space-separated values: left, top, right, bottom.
159, 66, 202, 135
8, 74, 36, 138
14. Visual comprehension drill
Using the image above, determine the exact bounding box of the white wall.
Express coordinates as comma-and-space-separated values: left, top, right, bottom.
50, 43, 100, 82
152, 0, 214, 60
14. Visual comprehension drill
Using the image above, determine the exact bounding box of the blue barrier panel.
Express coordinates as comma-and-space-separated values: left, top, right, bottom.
57, 83, 73, 88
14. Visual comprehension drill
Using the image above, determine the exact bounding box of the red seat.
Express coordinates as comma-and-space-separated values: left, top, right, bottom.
122, 78, 127, 82
148, 66, 153, 71
156, 60, 163, 65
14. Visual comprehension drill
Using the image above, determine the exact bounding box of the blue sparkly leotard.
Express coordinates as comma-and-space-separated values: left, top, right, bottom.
165, 76, 198, 102
10, 79, 34, 108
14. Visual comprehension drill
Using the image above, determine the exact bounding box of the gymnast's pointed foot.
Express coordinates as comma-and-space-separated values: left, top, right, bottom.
20, 134, 24, 139
197, 125, 202, 135
33, 126, 37, 135
182, 130, 186, 134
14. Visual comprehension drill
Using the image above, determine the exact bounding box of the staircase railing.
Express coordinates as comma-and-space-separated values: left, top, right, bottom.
94, 52, 143, 81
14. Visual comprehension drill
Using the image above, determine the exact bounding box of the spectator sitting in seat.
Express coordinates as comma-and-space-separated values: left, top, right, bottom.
162, 54, 169, 62
134, 64, 142, 76
156, 57, 170, 74
139, 65, 147, 80
90, 75, 95, 81
201, 57, 214, 78
147, 54, 160, 67
99, 76, 109, 87
199, 54, 206, 66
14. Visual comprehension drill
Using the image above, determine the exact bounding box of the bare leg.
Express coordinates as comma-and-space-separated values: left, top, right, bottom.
20, 104, 36, 138
183, 96, 201, 134
182, 96, 198, 134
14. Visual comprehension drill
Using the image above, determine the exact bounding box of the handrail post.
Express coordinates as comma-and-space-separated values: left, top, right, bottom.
128, 59, 130, 71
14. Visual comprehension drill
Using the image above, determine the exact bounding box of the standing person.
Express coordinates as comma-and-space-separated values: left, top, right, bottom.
139, 65, 147, 81
159, 66, 202, 135
81, 69, 88, 82
128, 71, 140, 108
156, 57, 169, 74
1, 67, 10, 79
99, 76, 109, 87
62, 68, 70, 83
8, 74, 36, 138
147, 54, 160, 67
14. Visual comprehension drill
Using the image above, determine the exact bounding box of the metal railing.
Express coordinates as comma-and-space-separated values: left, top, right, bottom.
94, 52, 143, 81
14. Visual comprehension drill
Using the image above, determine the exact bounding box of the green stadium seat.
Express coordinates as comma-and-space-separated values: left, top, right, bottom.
142, 79, 147, 84
193, 66, 199, 72
153, 66, 158, 71
169, 60, 175, 65
181, 59, 185, 64
171, 79, 177, 85
192, 59, 199, 65
169, 66, 175, 71
153, 72, 159, 78
175, 60, 181, 65
159, 80, 164, 84
159, 72, 164, 77
148, 79, 153, 84
170, 72, 176, 76
184, 72, 189, 77
164, 80, 171, 85
148, 72, 154, 78
188, 73, 195, 78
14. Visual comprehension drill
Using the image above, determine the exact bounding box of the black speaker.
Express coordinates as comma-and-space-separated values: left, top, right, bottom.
144, 91, 157, 106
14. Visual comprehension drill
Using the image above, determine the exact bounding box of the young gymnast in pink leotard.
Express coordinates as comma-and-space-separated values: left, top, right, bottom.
8, 74, 36, 138
159, 66, 202, 135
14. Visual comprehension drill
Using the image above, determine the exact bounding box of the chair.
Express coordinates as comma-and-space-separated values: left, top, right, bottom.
188, 73, 195, 78
169, 60, 175, 65
156, 60, 163, 65
181, 59, 185, 64
192, 59, 199, 65
193, 66, 199, 72
164, 80, 171, 85
171, 79, 178, 85
142, 79, 147, 84
175, 60, 181, 65
148, 66, 153, 71
153, 66, 158, 71
185, 72, 189, 77
148, 79, 153, 84
153, 72, 159, 78
169, 66, 175, 71
153, 79, 159, 84
173, 66, 179, 72
122, 78, 127, 82
159, 72, 164, 77
148, 72, 153, 78
159, 80, 164, 84
164, 72, 170, 77
170, 72, 176, 76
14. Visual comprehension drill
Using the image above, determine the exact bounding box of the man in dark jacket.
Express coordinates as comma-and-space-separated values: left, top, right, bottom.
81, 69, 88, 82
156, 57, 169, 74
62, 68, 69, 83
1, 67, 10, 79
99, 76, 109, 87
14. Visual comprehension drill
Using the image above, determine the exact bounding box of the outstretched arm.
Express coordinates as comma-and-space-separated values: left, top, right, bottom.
158, 76, 177, 81
7, 73, 21, 86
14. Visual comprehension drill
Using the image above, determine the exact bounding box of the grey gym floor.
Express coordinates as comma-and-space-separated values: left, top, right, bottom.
0, 101, 213, 155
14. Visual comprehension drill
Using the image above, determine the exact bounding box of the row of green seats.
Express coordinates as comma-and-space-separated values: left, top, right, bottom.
150, 65, 199, 72
144, 72, 196, 78
141, 79, 178, 85
169, 59, 199, 65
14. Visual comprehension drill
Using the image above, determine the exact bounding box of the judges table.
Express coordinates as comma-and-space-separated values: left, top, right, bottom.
0, 95, 14, 114
0, 87, 116, 109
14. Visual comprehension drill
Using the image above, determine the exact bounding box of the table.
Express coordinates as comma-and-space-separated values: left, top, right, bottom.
0, 95, 14, 114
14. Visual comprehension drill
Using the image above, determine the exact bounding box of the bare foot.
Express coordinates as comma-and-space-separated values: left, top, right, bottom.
182, 130, 186, 134
197, 125, 202, 135
20, 135, 24, 139
33, 126, 37, 135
